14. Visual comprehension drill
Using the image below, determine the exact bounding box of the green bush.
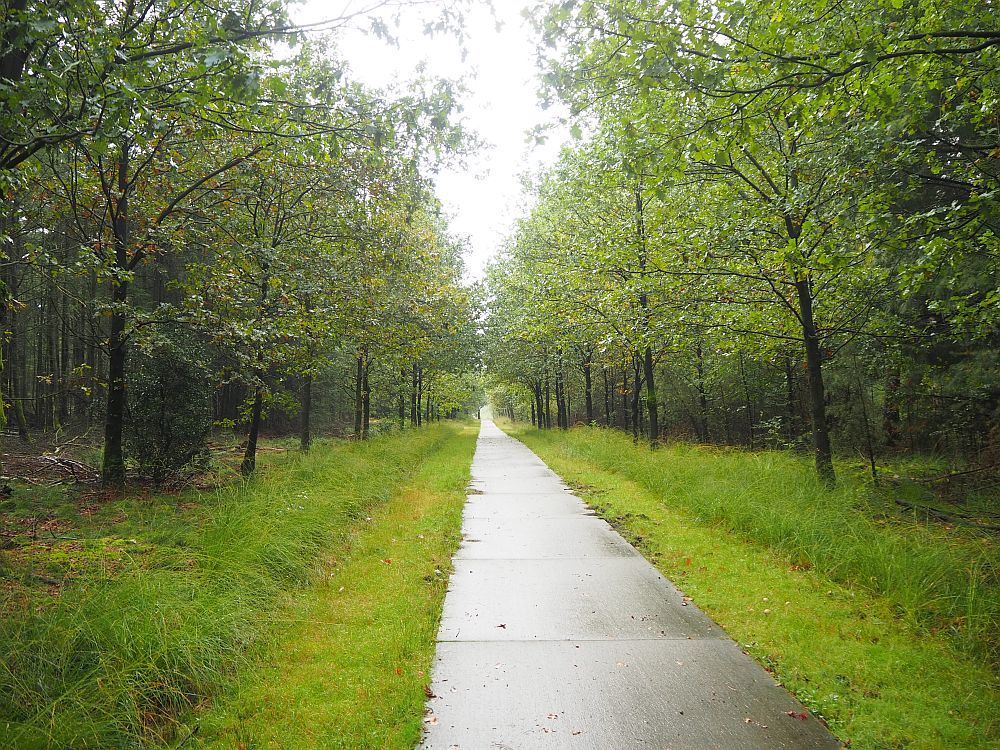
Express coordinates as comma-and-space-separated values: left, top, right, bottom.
126, 335, 214, 482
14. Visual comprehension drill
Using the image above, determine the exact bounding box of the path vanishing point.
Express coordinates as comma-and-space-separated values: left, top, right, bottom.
420, 419, 842, 749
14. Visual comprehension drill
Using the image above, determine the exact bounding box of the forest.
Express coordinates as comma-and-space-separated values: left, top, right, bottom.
1, 0, 998, 748
0, 0, 481, 487
485, 0, 999, 489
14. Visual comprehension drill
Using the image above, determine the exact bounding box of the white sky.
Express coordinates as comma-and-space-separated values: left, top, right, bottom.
292, 0, 569, 280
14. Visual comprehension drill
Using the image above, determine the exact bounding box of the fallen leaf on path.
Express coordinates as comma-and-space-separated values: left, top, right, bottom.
785, 711, 809, 720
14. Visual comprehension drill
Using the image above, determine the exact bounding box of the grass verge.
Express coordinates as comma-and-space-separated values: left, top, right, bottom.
188, 421, 476, 749
506, 423, 999, 750
1, 424, 474, 749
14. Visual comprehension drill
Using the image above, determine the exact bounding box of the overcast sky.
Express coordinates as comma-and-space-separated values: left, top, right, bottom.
293, 0, 569, 280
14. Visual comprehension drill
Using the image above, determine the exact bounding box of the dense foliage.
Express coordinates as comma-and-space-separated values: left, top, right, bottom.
485, 0, 999, 485
0, 0, 482, 484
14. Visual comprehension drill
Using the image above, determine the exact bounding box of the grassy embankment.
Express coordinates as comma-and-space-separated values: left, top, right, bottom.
190, 422, 476, 749
506, 422, 999, 750
1, 423, 477, 749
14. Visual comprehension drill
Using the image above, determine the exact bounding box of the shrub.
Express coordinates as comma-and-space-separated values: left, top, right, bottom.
126, 334, 214, 482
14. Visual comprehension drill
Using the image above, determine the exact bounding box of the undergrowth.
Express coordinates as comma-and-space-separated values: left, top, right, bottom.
508, 423, 1000, 747
191, 422, 476, 749
0, 425, 456, 749
510, 425, 999, 662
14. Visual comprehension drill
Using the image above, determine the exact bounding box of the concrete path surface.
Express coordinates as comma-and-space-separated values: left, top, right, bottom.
419, 420, 841, 749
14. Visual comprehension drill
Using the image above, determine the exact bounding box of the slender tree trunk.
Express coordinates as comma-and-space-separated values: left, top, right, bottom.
582, 348, 594, 425
300, 374, 312, 451
739, 351, 755, 449
634, 179, 659, 445
720, 392, 732, 444
417, 367, 423, 426
696, 343, 710, 442
631, 354, 642, 440
410, 364, 418, 426
784, 132, 835, 483
362, 350, 370, 440
785, 356, 798, 443
602, 367, 611, 426
642, 346, 657, 444
794, 277, 836, 484
354, 353, 364, 439
424, 378, 431, 424
1, 263, 28, 443
883, 366, 901, 447
0, 0, 31, 474
530, 399, 536, 426
102, 139, 130, 487
58, 291, 69, 425
399, 369, 407, 429
544, 373, 552, 429
854, 357, 879, 486
555, 354, 566, 429
84, 271, 98, 427
621, 362, 629, 430
534, 381, 545, 430
241, 387, 263, 476
7, 323, 29, 441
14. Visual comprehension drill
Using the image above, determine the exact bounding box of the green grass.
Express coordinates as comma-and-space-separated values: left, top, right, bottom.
506, 423, 1000, 750
0, 424, 474, 749
189, 422, 477, 749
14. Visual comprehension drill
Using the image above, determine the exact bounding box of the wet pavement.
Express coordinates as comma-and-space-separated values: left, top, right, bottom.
420, 419, 841, 749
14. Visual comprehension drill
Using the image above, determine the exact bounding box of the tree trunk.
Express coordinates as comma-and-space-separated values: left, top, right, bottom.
544, 373, 552, 429
794, 277, 836, 484
631, 355, 642, 440
362, 350, 370, 440
883, 366, 902, 447
621, 362, 630, 430
534, 381, 545, 430
300, 374, 312, 451
602, 367, 611, 426
102, 140, 130, 488
696, 343, 710, 442
555, 355, 566, 429
399, 369, 407, 429
739, 351, 755, 449
785, 356, 798, 443
424, 377, 431, 424
416, 367, 423, 426
635, 179, 659, 445
240, 387, 263, 476
410, 364, 418, 427
58, 290, 70, 426
642, 346, 658, 445
354, 353, 364, 439
582, 348, 594, 425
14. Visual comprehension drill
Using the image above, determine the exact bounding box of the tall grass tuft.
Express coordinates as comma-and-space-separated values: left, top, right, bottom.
523, 427, 999, 661
0, 426, 453, 749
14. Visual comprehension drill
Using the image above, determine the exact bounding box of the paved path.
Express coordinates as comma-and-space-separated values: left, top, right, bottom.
420, 420, 841, 749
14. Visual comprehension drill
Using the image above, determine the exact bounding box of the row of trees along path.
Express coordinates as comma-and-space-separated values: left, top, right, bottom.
0, 0, 481, 486
485, 0, 999, 485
